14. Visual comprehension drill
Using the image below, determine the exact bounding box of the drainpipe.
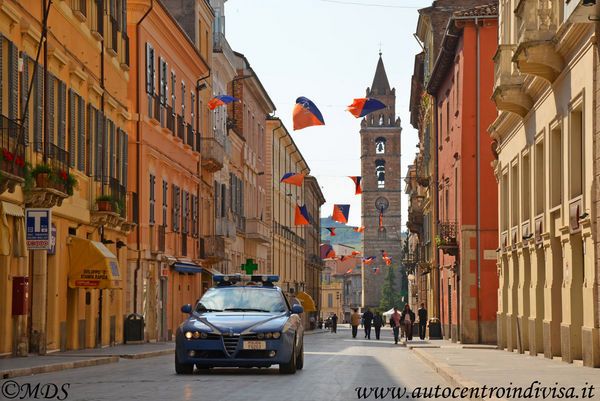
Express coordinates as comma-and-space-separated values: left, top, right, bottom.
475, 16, 482, 344
433, 93, 441, 335
134, 0, 154, 315
270, 119, 282, 275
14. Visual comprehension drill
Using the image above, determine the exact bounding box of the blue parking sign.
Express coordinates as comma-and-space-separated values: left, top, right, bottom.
26, 209, 52, 250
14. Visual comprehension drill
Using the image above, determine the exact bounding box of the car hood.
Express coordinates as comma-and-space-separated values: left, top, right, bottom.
187, 312, 288, 334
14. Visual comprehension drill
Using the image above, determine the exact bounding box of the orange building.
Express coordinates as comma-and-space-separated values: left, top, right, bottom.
127, 0, 216, 341
0, 0, 131, 354
426, 5, 499, 343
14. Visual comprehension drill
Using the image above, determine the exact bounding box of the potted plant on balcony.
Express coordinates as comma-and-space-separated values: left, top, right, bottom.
31, 163, 54, 188
114, 198, 126, 216
96, 195, 114, 212
53, 169, 78, 196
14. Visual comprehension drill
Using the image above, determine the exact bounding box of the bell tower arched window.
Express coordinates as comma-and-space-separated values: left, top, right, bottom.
379, 114, 384, 126
375, 159, 385, 188
375, 137, 386, 154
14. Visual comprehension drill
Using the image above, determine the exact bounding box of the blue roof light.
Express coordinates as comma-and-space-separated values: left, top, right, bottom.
213, 274, 279, 286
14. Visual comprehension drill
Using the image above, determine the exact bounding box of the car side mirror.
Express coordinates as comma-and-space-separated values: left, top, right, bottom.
291, 304, 304, 314
181, 304, 192, 314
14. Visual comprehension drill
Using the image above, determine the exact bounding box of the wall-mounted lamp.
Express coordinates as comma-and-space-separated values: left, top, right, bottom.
583, 0, 596, 6
579, 212, 589, 220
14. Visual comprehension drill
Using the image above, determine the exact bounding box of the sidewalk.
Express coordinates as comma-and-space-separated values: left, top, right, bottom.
0, 342, 174, 379
408, 339, 600, 400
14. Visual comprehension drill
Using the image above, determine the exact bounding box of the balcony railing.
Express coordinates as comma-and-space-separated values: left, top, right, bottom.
70, 0, 87, 18
107, 177, 126, 218
46, 144, 70, 194
235, 214, 246, 232
246, 218, 271, 243
216, 216, 236, 239
187, 125, 194, 148
200, 235, 225, 262
0, 116, 26, 194
177, 115, 185, 141
437, 221, 458, 255
200, 137, 224, 172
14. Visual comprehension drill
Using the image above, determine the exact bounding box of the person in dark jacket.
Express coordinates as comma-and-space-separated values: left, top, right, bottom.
331, 313, 338, 333
373, 311, 383, 340
417, 303, 428, 340
362, 308, 374, 339
400, 304, 416, 341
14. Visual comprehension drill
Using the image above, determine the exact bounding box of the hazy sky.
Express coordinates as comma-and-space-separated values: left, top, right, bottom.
225, 0, 431, 228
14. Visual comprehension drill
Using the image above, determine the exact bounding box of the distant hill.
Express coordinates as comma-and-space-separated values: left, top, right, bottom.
320, 217, 362, 249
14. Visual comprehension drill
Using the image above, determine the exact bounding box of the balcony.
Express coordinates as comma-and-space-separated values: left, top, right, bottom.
492, 44, 532, 118
90, 178, 127, 229
150, 224, 166, 254
177, 115, 185, 141
437, 221, 458, 256
200, 235, 226, 263
216, 217, 236, 239
246, 218, 271, 243
200, 137, 224, 173
408, 195, 424, 233
513, 0, 564, 82
27, 144, 71, 208
0, 116, 25, 195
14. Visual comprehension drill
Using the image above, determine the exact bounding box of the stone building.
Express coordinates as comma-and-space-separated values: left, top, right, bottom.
360, 54, 404, 310
426, 4, 499, 343
490, 0, 599, 366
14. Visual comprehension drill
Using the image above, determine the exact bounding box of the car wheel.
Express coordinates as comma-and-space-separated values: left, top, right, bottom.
279, 337, 297, 374
175, 352, 194, 374
295, 339, 304, 370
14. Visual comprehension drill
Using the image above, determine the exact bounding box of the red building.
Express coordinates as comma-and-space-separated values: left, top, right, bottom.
426, 4, 499, 344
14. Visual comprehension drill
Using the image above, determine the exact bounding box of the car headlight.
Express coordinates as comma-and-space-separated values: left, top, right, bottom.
185, 331, 193, 339
272, 332, 281, 339
200, 332, 208, 339
192, 331, 200, 339
265, 332, 273, 339
257, 332, 265, 339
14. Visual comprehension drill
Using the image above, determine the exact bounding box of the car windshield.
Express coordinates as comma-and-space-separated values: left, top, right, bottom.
195, 287, 288, 313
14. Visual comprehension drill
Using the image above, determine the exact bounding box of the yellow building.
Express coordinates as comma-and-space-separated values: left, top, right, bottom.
321, 282, 343, 322
0, 0, 131, 355
490, 0, 598, 366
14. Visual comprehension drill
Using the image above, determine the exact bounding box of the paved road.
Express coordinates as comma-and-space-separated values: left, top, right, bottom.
2, 327, 446, 401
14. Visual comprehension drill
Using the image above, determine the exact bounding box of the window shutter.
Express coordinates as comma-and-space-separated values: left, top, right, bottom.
158, 57, 164, 104
115, 0, 122, 30
8, 41, 18, 121
95, 109, 103, 180
109, 120, 116, 178
191, 91, 195, 131
78, 96, 85, 172
182, 190, 187, 233
122, 131, 128, 188
68, 89, 76, 168
86, 104, 94, 176
145, 43, 152, 94
57, 80, 66, 151
47, 74, 55, 146
34, 63, 43, 152
239, 178, 244, 216
109, 0, 116, 19
121, 0, 127, 34
171, 70, 175, 111
163, 180, 168, 227
20, 52, 29, 146
172, 184, 177, 232
181, 81, 185, 117
163, 61, 168, 105
0, 38, 3, 111
221, 183, 226, 218
149, 173, 155, 225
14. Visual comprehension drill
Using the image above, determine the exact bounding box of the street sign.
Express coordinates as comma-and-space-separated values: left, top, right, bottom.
26, 209, 52, 250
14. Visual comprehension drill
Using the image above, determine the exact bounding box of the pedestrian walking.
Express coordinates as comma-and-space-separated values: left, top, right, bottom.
400, 304, 416, 341
417, 303, 428, 340
332, 313, 338, 333
350, 309, 360, 338
363, 308, 374, 339
373, 311, 383, 340
390, 307, 402, 344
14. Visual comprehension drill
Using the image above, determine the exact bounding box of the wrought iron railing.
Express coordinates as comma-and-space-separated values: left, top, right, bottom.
166, 106, 175, 134
107, 177, 126, 218
437, 221, 458, 246
0, 115, 25, 179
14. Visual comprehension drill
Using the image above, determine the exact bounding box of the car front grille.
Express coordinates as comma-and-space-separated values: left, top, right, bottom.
222, 335, 239, 355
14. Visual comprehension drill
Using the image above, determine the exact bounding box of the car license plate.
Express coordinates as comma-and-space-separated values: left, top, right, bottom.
243, 341, 266, 350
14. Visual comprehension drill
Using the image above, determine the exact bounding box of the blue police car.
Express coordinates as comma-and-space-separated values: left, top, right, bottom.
175, 274, 304, 374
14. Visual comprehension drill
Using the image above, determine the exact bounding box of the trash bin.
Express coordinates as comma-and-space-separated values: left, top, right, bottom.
124, 313, 144, 343
428, 317, 442, 339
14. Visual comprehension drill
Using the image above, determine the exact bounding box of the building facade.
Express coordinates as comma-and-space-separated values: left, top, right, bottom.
0, 0, 131, 355
490, 0, 599, 366
360, 55, 404, 310
426, 4, 499, 343
304, 175, 326, 322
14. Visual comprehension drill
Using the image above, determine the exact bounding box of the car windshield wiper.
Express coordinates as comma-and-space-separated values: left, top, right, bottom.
223, 308, 271, 312
196, 308, 223, 312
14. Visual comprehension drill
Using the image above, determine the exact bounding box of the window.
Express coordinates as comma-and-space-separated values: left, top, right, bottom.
511, 162, 519, 227
375, 137, 386, 154
501, 171, 509, 231
159, 57, 168, 105
550, 123, 562, 208
378, 114, 384, 126
375, 159, 385, 188
534, 139, 545, 215
149, 173, 155, 225
378, 227, 386, 239
181, 81, 186, 119
170, 70, 176, 112
145, 43, 155, 117
569, 106, 583, 198
191, 91, 195, 131
446, 101, 450, 138
328, 293, 333, 308
172, 184, 180, 232
522, 153, 530, 223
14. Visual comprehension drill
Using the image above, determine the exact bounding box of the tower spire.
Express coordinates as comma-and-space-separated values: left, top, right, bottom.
370, 54, 391, 96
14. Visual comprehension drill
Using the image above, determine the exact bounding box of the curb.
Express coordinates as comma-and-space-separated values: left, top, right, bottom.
412, 348, 506, 401
0, 356, 119, 380
305, 330, 327, 336
121, 349, 174, 359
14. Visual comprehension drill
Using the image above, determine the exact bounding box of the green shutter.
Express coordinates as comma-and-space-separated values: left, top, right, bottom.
68, 89, 76, 168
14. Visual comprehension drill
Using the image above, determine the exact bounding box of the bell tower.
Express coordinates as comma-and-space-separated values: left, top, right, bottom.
360, 53, 404, 310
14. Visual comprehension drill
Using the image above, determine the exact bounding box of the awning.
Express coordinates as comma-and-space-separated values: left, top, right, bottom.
1, 201, 24, 217
0, 201, 26, 256
68, 236, 121, 289
173, 262, 202, 274
296, 291, 316, 312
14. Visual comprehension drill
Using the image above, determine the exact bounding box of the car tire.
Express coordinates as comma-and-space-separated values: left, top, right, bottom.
175, 352, 194, 374
295, 339, 304, 370
279, 337, 297, 374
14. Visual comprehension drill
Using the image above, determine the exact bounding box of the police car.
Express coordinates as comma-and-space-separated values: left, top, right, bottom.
175, 274, 304, 374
